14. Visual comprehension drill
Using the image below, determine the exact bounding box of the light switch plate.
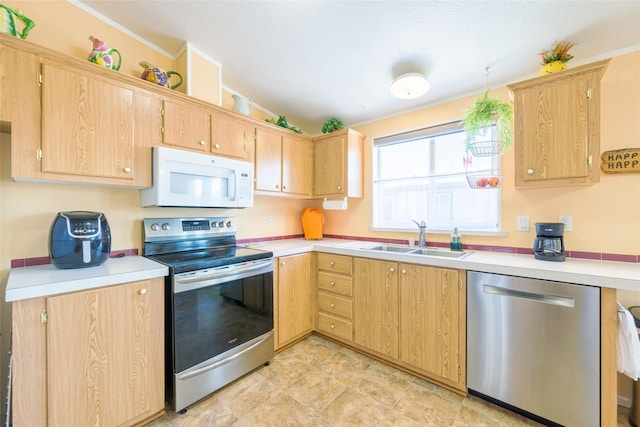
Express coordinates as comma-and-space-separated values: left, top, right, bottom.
517, 215, 530, 231
558, 215, 572, 231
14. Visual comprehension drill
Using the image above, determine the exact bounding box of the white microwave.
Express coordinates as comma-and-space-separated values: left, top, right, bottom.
141, 147, 254, 208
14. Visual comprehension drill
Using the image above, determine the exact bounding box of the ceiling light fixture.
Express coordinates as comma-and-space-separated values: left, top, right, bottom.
390, 72, 430, 99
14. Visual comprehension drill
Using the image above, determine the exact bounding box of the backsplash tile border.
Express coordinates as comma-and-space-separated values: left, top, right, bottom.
11, 238, 638, 267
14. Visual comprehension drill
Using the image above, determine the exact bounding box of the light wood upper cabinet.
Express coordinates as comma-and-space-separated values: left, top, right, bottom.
41, 60, 136, 181
353, 257, 399, 359
508, 59, 610, 188
161, 99, 211, 152
255, 125, 313, 197
282, 134, 313, 196
212, 111, 254, 160
313, 128, 364, 199
11, 278, 165, 426
275, 253, 313, 349
399, 264, 466, 391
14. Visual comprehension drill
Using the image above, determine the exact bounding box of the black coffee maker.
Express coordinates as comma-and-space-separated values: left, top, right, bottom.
533, 222, 565, 262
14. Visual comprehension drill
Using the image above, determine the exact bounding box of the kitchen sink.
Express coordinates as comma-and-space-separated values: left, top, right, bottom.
365, 245, 471, 259
411, 248, 471, 259
365, 245, 418, 253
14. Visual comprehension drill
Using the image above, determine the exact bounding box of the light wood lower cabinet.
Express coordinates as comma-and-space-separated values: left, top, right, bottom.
11, 278, 165, 426
275, 253, 313, 349
316, 253, 353, 342
399, 264, 466, 390
353, 258, 399, 359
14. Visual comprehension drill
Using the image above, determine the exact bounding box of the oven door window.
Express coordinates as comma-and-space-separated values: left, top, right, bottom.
173, 272, 273, 373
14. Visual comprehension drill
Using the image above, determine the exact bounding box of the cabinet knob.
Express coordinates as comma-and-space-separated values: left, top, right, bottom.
138, 288, 147, 296
214, 143, 220, 149
123, 167, 132, 173
337, 186, 342, 190
282, 185, 287, 190
200, 140, 207, 146
330, 281, 336, 286
275, 184, 280, 189
330, 324, 335, 329
527, 168, 534, 175
280, 261, 285, 266
389, 267, 395, 272
402, 269, 407, 274
330, 303, 335, 308
330, 261, 335, 266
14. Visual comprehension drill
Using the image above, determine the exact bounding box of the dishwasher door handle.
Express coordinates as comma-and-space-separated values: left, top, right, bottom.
482, 284, 575, 308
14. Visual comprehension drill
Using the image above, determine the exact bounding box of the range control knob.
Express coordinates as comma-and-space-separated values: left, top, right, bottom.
210, 222, 217, 228
161, 223, 170, 231
150, 223, 160, 231
226, 221, 233, 228
218, 221, 225, 228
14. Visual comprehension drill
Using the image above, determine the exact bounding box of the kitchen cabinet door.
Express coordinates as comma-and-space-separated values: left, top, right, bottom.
282, 134, 313, 197
41, 60, 136, 181
353, 258, 399, 359
161, 98, 211, 152
212, 111, 254, 160
7, 279, 166, 427
399, 264, 466, 391
276, 253, 313, 349
254, 126, 283, 192
508, 59, 609, 188
45, 279, 164, 426
313, 128, 364, 198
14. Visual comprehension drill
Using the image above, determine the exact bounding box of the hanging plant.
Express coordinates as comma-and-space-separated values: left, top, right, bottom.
462, 90, 513, 155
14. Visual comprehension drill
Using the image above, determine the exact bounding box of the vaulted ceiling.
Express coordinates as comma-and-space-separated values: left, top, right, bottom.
77, 0, 640, 135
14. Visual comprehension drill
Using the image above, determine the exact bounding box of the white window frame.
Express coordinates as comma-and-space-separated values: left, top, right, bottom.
371, 121, 502, 234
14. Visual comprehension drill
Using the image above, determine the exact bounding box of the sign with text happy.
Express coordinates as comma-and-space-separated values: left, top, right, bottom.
601, 148, 640, 174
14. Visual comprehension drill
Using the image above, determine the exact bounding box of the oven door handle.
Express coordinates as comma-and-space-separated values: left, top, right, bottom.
175, 260, 272, 285
176, 331, 274, 381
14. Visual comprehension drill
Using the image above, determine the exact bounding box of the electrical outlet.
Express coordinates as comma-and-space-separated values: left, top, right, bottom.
517, 215, 530, 231
558, 215, 572, 232
267, 215, 273, 225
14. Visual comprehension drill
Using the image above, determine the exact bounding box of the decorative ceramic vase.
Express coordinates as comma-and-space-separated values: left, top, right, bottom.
0, 4, 35, 39
539, 60, 567, 76
88, 36, 121, 71
232, 94, 253, 115
139, 61, 183, 90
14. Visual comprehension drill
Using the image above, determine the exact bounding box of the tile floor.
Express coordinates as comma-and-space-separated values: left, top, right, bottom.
149, 335, 631, 426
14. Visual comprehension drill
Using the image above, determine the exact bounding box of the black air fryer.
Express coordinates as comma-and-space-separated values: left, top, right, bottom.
49, 211, 111, 269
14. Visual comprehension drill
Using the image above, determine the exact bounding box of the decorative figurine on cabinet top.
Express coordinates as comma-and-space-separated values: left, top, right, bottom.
139, 61, 183, 90
0, 4, 35, 39
88, 35, 122, 71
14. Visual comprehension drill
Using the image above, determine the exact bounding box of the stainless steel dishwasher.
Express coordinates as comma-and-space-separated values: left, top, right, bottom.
467, 271, 600, 427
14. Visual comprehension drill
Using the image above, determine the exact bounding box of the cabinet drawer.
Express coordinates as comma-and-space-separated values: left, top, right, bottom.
317, 253, 352, 275
318, 313, 352, 342
318, 291, 352, 319
317, 272, 352, 296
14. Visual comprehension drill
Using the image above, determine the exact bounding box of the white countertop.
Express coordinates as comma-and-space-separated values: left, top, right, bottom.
247, 238, 640, 291
6, 255, 168, 302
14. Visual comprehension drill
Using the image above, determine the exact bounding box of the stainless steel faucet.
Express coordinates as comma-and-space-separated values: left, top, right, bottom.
412, 220, 427, 248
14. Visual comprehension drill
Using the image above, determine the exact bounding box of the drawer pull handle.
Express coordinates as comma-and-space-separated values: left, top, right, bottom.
138, 288, 147, 296
330, 261, 335, 266
330, 281, 336, 286
330, 303, 335, 308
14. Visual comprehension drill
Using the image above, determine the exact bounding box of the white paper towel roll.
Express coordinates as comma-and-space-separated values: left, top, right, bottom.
323, 197, 348, 210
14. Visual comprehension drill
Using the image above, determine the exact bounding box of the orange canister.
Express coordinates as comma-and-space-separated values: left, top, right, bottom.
301, 208, 324, 240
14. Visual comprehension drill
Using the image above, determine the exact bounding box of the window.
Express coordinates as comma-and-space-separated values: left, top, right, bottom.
372, 121, 500, 232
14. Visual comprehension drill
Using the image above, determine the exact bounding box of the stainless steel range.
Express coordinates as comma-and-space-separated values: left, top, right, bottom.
143, 217, 274, 413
